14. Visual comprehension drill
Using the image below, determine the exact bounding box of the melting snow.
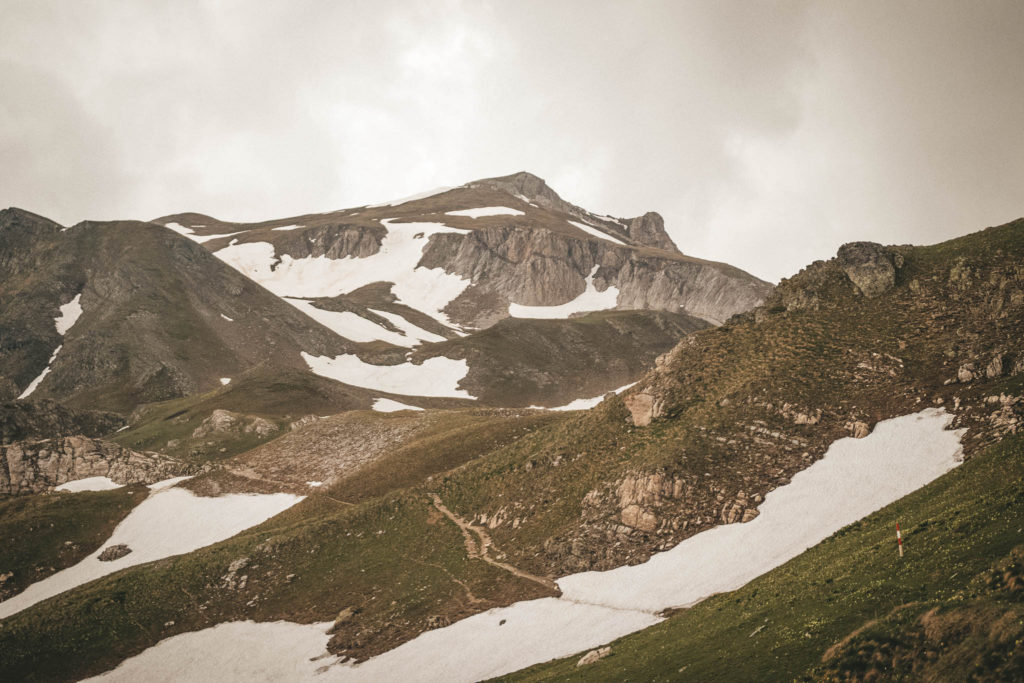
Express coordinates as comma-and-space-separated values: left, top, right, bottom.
509, 266, 619, 319
220, 378, 231, 385
531, 382, 638, 411
55, 293, 83, 334
94, 409, 964, 681
365, 186, 454, 208
221, 314, 234, 322
568, 220, 627, 246
306, 481, 324, 488
17, 345, 61, 399
164, 222, 242, 244
368, 309, 447, 344
271, 224, 304, 231
284, 298, 415, 347
213, 220, 471, 327
54, 476, 122, 493
301, 352, 474, 399
371, 398, 424, 412
445, 206, 525, 218
0, 485, 303, 619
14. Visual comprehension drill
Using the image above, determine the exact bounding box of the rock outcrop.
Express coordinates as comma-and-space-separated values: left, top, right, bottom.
0, 436, 186, 497
192, 409, 279, 439
0, 399, 125, 444
836, 241, 904, 298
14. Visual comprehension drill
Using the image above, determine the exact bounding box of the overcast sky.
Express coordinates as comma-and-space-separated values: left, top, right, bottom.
2, 1, 1022, 281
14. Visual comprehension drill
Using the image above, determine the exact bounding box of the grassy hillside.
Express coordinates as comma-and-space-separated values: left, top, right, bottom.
502, 433, 1024, 681
1, 219, 1021, 680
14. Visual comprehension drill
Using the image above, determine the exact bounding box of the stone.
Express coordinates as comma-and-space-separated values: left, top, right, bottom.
957, 364, 976, 383
836, 242, 901, 298
98, 544, 132, 562
849, 421, 870, 439
624, 391, 662, 427
986, 355, 1005, 379
192, 409, 240, 438
245, 417, 279, 437
577, 646, 612, 667
620, 504, 658, 532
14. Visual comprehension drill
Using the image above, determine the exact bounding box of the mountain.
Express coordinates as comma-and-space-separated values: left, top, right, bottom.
2, 172, 768, 440
1, 217, 1020, 681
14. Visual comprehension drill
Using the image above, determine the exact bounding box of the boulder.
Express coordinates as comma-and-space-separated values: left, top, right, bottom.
98, 544, 132, 562
577, 646, 612, 667
836, 242, 902, 298
624, 391, 663, 427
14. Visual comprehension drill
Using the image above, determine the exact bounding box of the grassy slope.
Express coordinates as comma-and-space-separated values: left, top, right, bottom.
1, 220, 1021, 680
502, 433, 1024, 681
0, 486, 148, 601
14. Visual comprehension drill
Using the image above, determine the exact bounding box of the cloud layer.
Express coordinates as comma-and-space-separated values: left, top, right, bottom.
2, 0, 1022, 281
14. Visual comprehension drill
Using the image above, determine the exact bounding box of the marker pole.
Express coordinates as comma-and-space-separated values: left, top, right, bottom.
896, 522, 903, 558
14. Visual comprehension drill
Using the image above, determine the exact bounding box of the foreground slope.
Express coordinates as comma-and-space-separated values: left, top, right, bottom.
1, 218, 1020, 680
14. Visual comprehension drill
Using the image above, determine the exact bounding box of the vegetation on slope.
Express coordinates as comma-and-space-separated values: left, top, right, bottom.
502, 433, 1024, 681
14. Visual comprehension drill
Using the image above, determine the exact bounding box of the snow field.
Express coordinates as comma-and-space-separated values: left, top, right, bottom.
54, 476, 122, 492
213, 219, 471, 327
0, 483, 303, 619
90, 409, 965, 681
530, 382, 638, 411
445, 206, 525, 218
301, 352, 474, 399
558, 408, 965, 611
567, 220, 627, 246
164, 222, 243, 244
371, 398, 424, 412
18, 290, 87, 398
509, 266, 619, 319
17, 345, 61, 399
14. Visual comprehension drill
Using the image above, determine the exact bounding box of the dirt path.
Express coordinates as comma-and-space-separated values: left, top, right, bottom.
429, 494, 559, 593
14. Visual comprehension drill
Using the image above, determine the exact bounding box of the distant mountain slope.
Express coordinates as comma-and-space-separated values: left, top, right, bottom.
0, 208, 350, 412
156, 171, 771, 328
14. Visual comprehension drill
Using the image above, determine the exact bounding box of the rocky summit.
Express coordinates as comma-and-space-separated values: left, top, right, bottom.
1, 180, 1022, 682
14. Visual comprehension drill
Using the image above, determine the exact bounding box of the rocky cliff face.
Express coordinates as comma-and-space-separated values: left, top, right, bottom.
0, 436, 187, 497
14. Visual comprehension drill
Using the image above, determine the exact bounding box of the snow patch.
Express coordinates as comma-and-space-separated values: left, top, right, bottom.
559, 408, 964, 612
213, 220, 471, 327
164, 222, 243, 244
220, 378, 231, 385
271, 224, 304, 231
81, 409, 963, 682
568, 220, 627, 246
365, 185, 454, 208
301, 352, 474, 399
445, 206, 525, 218
221, 314, 234, 322
55, 293, 83, 335
17, 345, 62, 399
368, 309, 448, 344
0, 487, 302, 619
532, 382, 637, 411
306, 481, 323, 488
372, 398, 424, 412
509, 266, 619, 319
285, 298, 413, 347
54, 476, 122, 493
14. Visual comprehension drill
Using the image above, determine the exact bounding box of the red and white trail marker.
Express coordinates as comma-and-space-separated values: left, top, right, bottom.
896, 522, 904, 558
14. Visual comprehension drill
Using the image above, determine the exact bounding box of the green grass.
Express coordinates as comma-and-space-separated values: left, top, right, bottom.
0, 487, 148, 601
500, 433, 1024, 681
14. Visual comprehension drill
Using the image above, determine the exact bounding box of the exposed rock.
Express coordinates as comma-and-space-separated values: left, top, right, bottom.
986, 355, 1005, 379
0, 436, 187, 497
577, 646, 611, 667
624, 391, 663, 427
958, 363, 976, 383
848, 421, 871, 439
289, 415, 322, 431
220, 557, 250, 590
193, 409, 279, 439
621, 504, 658, 532
98, 544, 132, 562
624, 212, 679, 252
836, 242, 902, 298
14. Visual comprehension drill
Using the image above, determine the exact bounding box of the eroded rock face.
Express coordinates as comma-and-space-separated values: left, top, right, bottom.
0, 436, 186, 497
624, 212, 679, 252
624, 391, 663, 427
836, 242, 904, 298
